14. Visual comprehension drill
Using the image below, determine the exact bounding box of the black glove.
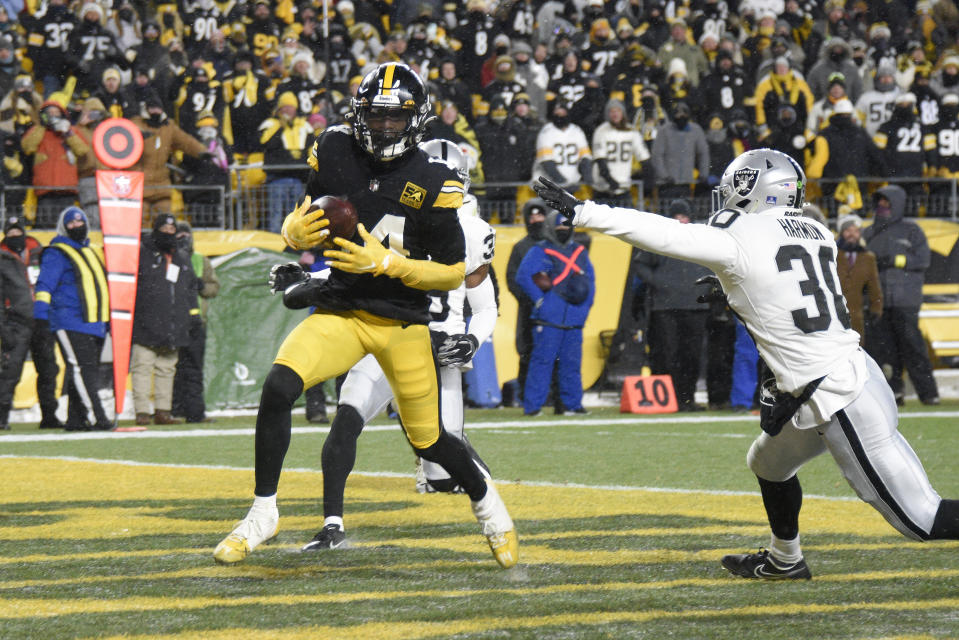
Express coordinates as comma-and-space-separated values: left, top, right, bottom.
695, 274, 726, 304
269, 262, 309, 294
533, 177, 583, 221
436, 333, 479, 367
34, 318, 51, 333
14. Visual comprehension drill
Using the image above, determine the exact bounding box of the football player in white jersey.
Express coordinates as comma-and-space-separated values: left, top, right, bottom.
534, 148, 959, 580
302, 139, 499, 550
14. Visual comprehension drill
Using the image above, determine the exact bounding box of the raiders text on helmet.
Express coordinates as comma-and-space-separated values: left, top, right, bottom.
351, 63, 433, 161
712, 148, 806, 214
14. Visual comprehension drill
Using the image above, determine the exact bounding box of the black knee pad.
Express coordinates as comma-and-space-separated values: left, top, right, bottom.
260, 364, 303, 408
327, 405, 365, 447
414, 431, 453, 464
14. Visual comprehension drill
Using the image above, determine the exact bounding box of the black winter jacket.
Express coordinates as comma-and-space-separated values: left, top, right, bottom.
132, 233, 199, 348
863, 185, 930, 309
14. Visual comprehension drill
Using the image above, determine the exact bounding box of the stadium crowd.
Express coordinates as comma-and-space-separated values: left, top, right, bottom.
0, 0, 958, 227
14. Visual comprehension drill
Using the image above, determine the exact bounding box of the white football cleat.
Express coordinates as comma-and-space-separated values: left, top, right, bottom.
213, 501, 279, 565
471, 481, 519, 569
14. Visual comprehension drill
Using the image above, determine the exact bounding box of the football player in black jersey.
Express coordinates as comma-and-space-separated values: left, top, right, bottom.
214, 63, 518, 569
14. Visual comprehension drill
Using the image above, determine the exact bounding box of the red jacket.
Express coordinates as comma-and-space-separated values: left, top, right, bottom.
21, 125, 90, 196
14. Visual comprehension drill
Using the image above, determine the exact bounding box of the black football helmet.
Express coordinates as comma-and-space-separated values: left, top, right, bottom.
351, 62, 433, 161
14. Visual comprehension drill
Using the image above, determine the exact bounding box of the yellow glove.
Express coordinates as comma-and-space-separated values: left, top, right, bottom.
324, 223, 392, 275
280, 196, 329, 250
325, 224, 465, 290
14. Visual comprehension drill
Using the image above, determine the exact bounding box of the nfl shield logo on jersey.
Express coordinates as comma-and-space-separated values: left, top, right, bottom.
733, 168, 759, 196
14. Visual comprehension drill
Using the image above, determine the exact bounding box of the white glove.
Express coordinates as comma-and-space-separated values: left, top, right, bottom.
53, 118, 71, 134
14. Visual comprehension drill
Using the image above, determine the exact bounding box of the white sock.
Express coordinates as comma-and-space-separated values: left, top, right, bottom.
252, 494, 277, 511
324, 516, 344, 531
769, 533, 802, 565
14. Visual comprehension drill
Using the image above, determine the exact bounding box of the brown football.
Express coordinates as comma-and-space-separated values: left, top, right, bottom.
310, 195, 358, 243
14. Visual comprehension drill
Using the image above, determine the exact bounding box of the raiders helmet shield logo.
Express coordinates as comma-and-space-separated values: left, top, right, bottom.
733, 168, 760, 196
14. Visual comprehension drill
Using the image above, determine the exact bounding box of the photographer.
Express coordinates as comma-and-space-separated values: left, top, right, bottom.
21, 97, 90, 228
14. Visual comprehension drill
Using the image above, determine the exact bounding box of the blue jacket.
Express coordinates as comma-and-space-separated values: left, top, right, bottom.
33, 234, 108, 337
516, 239, 595, 329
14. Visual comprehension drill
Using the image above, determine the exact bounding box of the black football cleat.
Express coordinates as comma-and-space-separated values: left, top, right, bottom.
301, 524, 347, 551
721, 548, 812, 580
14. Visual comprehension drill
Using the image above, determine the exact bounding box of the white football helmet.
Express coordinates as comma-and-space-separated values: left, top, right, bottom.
420, 138, 472, 191
711, 148, 806, 214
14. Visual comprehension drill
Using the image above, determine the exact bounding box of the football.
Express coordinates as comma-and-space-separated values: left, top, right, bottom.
310, 195, 358, 243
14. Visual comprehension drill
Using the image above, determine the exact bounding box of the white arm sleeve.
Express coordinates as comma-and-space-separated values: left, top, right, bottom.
465, 274, 497, 346
575, 201, 741, 274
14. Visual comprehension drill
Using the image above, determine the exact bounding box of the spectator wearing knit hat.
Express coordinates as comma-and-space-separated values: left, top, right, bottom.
591, 98, 649, 203
130, 90, 210, 217
632, 198, 712, 412
74, 97, 110, 230
835, 212, 882, 350
175, 64, 225, 138
0, 215, 62, 430
20, 0, 76, 97
67, 2, 129, 96
131, 213, 200, 425
808, 72, 851, 131
855, 62, 901, 136
657, 18, 708, 87
259, 92, 312, 233
511, 39, 549, 118
92, 67, 128, 119
807, 37, 864, 102
21, 95, 91, 227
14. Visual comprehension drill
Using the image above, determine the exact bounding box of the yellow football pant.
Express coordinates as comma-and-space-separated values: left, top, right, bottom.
274, 309, 441, 448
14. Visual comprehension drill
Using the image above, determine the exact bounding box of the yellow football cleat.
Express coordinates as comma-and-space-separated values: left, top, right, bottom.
486, 528, 519, 569
213, 503, 279, 565
472, 481, 519, 569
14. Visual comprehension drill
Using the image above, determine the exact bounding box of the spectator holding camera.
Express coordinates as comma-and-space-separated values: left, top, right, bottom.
21, 96, 91, 227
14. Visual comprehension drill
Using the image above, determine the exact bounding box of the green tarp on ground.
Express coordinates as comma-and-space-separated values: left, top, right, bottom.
205, 248, 309, 409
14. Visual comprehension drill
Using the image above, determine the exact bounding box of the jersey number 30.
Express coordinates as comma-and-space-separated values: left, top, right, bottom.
776, 244, 851, 334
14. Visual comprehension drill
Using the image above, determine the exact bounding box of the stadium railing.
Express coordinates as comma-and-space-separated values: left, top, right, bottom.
5, 174, 956, 231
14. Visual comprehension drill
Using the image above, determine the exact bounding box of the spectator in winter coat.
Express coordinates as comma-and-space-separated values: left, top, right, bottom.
863, 186, 940, 406
130, 91, 209, 218
807, 37, 864, 102
0, 215, 62, 430
260, 91, 314, 233
656, 18, 708, 87
505, 198, 548, 405
74, 98, 110, 231
806, 99, 887, 205
835, 212, 883, 351
651, 101, 709, 200
171, 222, 219, 423
33, 207, 112, 431
591, 98, 649, 203
21, 96, 91, 228
516, 210, 595, 416
632, 199, 713, 411
131, 214, 200, 425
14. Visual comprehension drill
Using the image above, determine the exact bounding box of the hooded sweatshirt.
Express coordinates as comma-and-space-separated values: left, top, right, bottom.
862, 185, 930, 308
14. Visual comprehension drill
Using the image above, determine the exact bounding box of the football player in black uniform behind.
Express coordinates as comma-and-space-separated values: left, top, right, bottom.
214, 63, 518, 569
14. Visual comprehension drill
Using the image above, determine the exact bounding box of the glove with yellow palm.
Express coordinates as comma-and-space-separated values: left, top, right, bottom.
324, 223, 393, 275
324, 223, 465, 291
280, 196, 330, 250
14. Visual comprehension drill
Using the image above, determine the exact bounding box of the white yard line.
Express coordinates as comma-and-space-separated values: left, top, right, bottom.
1, 411, 956, 444
0, 453, 860, 502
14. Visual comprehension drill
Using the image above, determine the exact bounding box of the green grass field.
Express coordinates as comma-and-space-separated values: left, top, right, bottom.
3, 404, 959, 639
